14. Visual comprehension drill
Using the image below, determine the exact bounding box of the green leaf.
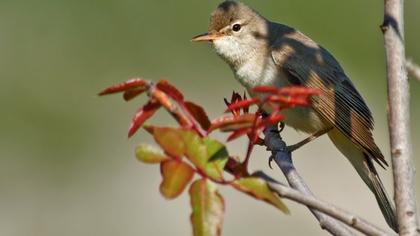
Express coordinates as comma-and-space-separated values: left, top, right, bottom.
182, 131, 228, 182
182, 130, 207, 167
145, 126, 229, 181
150, 127, 186, 158
135, 144, 168, 164
202, 138, 229, 181
231, 177, 289, 213
189, 179, 224, 236
160, 160, 195, 199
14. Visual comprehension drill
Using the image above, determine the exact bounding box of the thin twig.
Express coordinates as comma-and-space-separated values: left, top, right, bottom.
406, 59, 420, 82
381, 0, 419, 235
267, 183, 396, 236
263, 125, 354, 236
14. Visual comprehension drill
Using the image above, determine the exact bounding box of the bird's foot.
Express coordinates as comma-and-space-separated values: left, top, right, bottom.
278, 122, 285, 133
286, 127, 333, 152
268, 155, 275, 169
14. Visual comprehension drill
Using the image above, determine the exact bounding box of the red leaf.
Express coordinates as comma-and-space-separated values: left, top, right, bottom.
238, 114, 283, 142
150, 88, 173, 109
185, 101, 211, 131
224, 91, 247, 117
277, 86, 320, 96
266, 96, 310, 107
208, 114, 256, 133
228, 91, 242, 104
151, 89, 191, 128
242, 92, 250, 114
232, 91, 242, 102
123, 88, 147, 101
156, 80, 184, 102
128, 101, 161, 137
225, 98, 259, 113
224, 157, 247, 177
259, 114, 284, 127
264, 95, 290, 104
227, 128, 252, 142
253, 85, 320, 96
98, 78, 148, 96
223, 98, 230, 107
160, 160, 195, 199
251, 86, 280, 94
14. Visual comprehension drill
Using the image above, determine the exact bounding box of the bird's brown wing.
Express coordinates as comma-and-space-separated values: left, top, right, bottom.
270, 32, 387, 167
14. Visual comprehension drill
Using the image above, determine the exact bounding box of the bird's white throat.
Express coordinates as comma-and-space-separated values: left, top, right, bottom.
213, 36, 253, 67
213, 37, 280, 89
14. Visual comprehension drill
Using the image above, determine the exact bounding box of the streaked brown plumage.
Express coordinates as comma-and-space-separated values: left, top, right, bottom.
193, 1, 398, 231
271, 30, 386, 167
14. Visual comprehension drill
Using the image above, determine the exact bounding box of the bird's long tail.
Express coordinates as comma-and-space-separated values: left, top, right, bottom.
328, 129, 398, 232
364, 155, 399, 232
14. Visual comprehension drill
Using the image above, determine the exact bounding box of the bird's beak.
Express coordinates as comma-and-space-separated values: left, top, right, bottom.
191, 32, 223, 42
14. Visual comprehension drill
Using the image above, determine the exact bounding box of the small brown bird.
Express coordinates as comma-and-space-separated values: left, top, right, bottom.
192, 1, 398, 231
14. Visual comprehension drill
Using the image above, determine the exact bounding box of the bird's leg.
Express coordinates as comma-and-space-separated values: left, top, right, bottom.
266, 122, 285, 148
267, 122, 285, 168
287, 127, 333, 152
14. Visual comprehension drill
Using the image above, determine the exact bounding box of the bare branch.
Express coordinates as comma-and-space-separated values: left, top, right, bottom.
263, 125, 354, 236
406, 59, 420, 82
381, 0, 420, 235
267, 182, 396, 236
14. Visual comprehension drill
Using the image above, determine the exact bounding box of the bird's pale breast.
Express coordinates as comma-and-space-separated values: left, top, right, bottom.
234, 54, 328, 133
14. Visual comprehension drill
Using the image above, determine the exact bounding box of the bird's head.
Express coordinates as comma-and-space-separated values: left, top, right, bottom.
192, 1, 269, 66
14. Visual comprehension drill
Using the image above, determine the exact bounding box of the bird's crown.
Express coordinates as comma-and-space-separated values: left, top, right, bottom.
208, 1, 260, 32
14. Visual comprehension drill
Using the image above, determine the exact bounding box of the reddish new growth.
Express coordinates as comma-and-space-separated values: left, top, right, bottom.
99, 78, 319, 174
209, 86, 319, 170
99, 78, 317, 235
212, 86, 319, 141
99, 79, 209, 137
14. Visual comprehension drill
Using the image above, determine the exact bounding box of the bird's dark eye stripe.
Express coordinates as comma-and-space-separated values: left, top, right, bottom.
232, 24, 241, 32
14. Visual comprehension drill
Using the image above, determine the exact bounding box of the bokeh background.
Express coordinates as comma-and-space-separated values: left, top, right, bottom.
1, 0, 419, 235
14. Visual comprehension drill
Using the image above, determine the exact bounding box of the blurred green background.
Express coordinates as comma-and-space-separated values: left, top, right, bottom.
1, 0, 419, 235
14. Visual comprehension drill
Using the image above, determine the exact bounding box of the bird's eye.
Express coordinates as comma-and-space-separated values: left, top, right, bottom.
232, 24, 241, 32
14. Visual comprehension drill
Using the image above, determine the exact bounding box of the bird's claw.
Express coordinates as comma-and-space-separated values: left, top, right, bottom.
268, 155, 274, 169
278, 122, 285, 133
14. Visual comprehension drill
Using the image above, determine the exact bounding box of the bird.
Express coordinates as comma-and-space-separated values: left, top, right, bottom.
192, 1, 398, 232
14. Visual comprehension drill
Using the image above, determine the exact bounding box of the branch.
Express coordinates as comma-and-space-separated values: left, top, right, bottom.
406, 59, 420, 82
381, 1, 419, 235
263, 125, 397, 235
267, 183, 395, 236
263, 125, 354, 236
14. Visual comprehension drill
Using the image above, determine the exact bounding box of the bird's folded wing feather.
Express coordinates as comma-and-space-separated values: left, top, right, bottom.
270, 32, 387, 167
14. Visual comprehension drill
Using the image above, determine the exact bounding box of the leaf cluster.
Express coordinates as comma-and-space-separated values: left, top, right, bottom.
99, 78, 318, 236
